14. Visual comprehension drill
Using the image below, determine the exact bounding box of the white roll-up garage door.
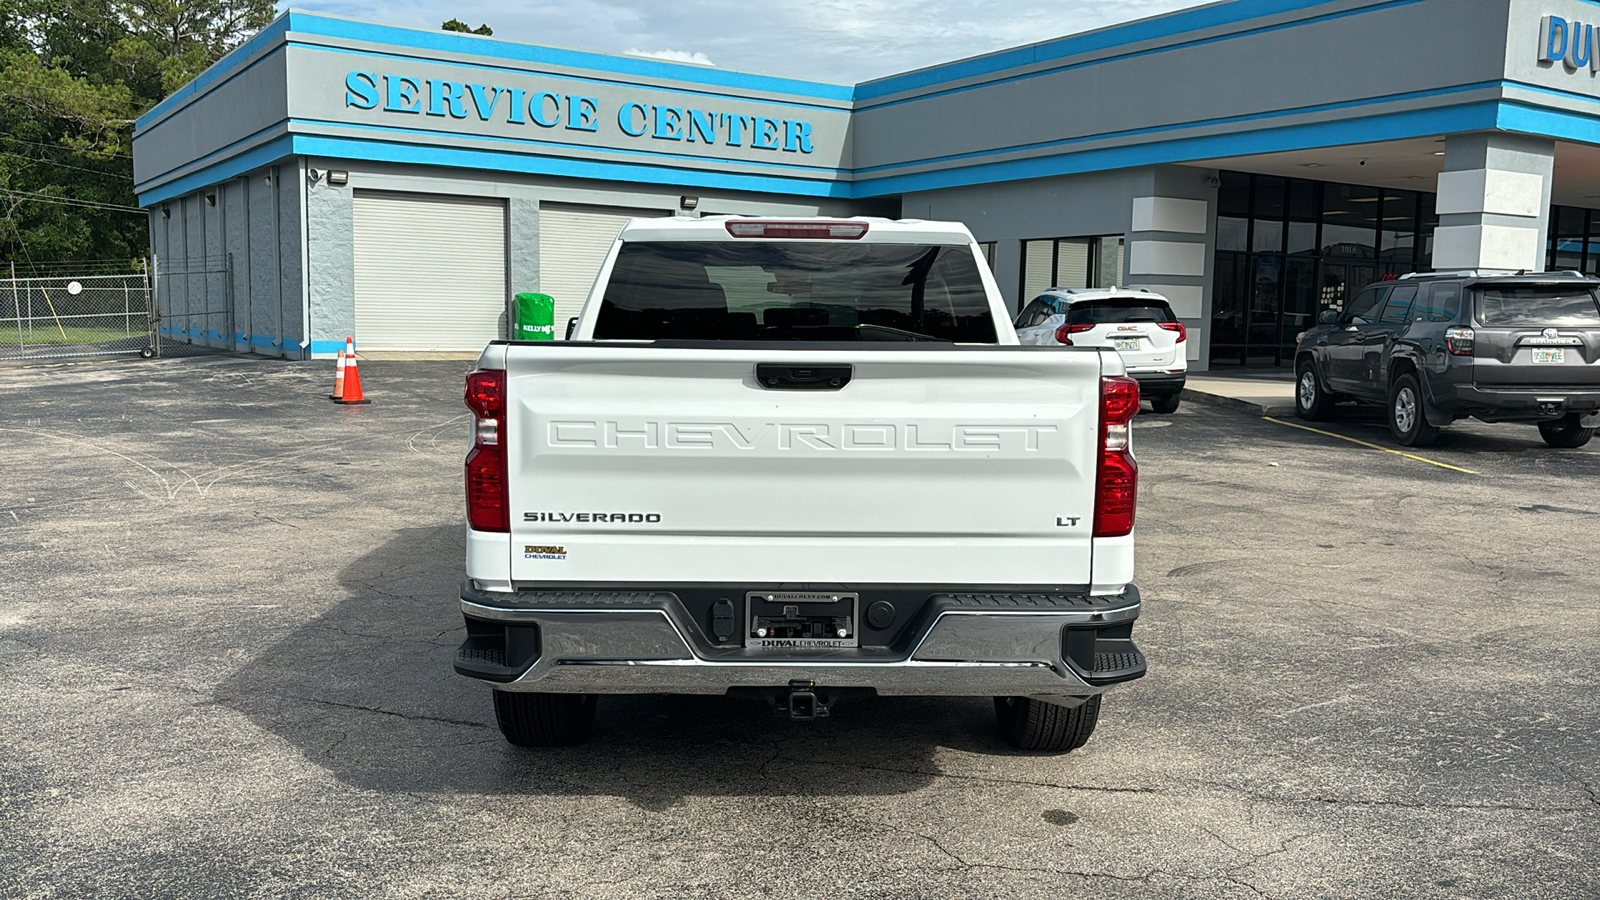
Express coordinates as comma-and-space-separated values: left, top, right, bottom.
538, 203, 668, 330
353, 191, 507, 350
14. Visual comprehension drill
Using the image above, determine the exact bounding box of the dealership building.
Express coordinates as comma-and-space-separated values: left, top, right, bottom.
133, 0, 1600, 367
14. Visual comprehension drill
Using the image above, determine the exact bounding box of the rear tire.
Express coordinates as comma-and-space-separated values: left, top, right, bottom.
994, 695, 1100, 752
1149, 393, 1181, 414
1538, 413, 1595, 449
1388, 373, 1439, 447
493, 691, 597, 747
1295, 360, 1335, 421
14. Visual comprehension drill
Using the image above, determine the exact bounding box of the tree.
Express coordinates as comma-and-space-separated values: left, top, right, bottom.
0, 0, 275, 268
441, 18, 491, 36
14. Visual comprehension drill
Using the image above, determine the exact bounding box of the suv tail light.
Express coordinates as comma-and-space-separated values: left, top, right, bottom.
1055, 322, 1094, 345
464, 369, 508, 532
726, 221, 868, 239
1444, 327, 1475, 356
1157, 321, 1187, 342
1095, 376, 1140, 538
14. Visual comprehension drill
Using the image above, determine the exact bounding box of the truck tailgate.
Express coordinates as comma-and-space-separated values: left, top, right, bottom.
501, 346, 1107, 586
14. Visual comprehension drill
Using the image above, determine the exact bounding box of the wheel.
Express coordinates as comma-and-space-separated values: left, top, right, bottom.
493, 691, 597, 747
1538, 413, 1595, 449
994, 694, 1100, 752
1388, 372, 1439, 447
1149, 393, 1181, 414
1295, 359, 1334, 421
139, 347, 156, 359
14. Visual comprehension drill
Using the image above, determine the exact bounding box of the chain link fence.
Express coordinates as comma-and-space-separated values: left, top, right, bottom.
0, 267, 155, 361
150, 255, 234, 358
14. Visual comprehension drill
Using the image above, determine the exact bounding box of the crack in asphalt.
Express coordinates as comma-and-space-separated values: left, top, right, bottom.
290, 696, 491, 730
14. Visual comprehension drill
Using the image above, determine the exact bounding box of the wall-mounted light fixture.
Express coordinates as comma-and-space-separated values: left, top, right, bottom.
205, 193, 216, 206
679, 195, 699, 210
327, 170, 349, 186
161, 204, 170, 219
307, 168, 324, 183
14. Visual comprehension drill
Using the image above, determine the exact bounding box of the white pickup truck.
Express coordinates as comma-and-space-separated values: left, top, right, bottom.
456, 216, 1146, 752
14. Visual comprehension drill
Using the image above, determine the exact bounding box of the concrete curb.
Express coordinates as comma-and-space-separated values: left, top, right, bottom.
1180, 386, 1296, 417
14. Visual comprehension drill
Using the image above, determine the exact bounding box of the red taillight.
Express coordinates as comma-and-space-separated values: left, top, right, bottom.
725, 220, 868, 239
1054, 322, 1094, 345
1095, 376, 1140, 538
464, 369, 508, 532
1444, 327, 1474, 356
1157, 321, 1187, 342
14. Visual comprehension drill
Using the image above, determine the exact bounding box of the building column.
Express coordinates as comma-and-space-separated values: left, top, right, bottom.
1125, 186, 1211, 368
1433, 134, 1554, 272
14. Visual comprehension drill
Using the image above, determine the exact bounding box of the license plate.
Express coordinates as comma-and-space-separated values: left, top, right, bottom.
1532, 348, 1565, 364
746, 591, 858, 649
1113, 337, 1141, 351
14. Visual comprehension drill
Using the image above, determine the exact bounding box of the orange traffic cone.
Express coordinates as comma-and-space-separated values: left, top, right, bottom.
329, 349, 346, 400
334, 337, 371, 405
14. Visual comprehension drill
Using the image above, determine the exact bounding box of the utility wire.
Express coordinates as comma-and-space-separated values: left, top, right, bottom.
0, 136, 132, 160
0, 188, 144, 214
0, 150, 125, 177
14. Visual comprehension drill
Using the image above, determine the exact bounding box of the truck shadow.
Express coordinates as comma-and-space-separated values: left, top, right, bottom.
216, 525, 1017, 808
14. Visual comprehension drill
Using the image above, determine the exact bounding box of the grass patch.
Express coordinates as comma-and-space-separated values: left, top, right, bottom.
0, 323, 145, 346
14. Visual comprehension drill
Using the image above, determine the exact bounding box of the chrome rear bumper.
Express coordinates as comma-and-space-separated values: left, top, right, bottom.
456, 584, 1143, 702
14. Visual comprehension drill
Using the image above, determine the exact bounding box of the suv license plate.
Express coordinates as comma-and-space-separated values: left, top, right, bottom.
1533, 348, 1565, 364
1113, 337, 1141, 351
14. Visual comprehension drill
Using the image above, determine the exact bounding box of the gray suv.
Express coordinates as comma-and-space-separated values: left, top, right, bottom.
1293, 271, 1600, 448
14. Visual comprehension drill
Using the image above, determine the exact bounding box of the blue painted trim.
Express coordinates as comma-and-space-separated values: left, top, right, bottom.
137, 121, 288, 192
1504, 78, 1600, 109
856, 0, 1427, 108
304, 44, 848, 113
290, 133, 852, 197
293, 12, 854, 101
856, 0, 1416, 100
854, 80, 1500, 176
137, 16, 291, 128
308, 339, 344, 354
1496, 101, 1600, 144
137, 135, 294, 206
298, 118, 848, 177
853, 101, 1503, 197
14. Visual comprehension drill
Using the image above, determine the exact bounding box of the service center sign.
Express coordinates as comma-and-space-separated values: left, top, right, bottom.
285, 46, 851, 172
344, 72, 819, 154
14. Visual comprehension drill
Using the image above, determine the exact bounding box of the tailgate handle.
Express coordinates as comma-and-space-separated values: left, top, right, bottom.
755, 363, 853, 390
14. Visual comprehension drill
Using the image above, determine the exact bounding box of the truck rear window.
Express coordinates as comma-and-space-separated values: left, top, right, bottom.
1476, 286, 1600, 327
593, 241, 998, 342
1065, 299, 1178, 325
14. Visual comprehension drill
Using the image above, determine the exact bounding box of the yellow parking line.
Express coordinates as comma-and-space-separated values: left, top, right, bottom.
1262, 417, 1479, 475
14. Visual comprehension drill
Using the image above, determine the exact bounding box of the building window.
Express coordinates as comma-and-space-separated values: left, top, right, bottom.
977, 242, 996, 271
1546, 206, 1600, 274
1210, 171, 1436, 368
1019, 235, 1123, 299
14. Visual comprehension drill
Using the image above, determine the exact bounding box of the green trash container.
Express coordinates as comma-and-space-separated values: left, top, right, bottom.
512, 292, 556, 341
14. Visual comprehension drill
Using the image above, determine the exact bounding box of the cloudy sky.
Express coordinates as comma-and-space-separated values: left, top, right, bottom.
299, 0, 1211, 84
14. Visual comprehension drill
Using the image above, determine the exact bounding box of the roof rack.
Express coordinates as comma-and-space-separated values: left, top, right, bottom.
1396, 269, 1591, 280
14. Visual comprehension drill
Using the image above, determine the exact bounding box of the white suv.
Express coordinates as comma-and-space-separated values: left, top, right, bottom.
1014, 287, 1188, 413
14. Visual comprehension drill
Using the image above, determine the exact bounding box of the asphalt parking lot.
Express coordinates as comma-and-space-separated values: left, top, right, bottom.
2, 355, 1597, 899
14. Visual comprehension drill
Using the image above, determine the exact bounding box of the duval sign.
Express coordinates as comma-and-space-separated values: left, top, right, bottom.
343, 70, 817, 154
1539, 15, 1600, 72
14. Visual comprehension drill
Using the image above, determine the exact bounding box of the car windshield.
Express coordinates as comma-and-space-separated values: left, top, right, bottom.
593, 241, 998, 342
1476, 285, 1600, 327
1066, 299, 1177, 326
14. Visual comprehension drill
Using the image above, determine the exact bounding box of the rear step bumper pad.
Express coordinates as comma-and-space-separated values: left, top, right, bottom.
455, 582, 1143, 699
